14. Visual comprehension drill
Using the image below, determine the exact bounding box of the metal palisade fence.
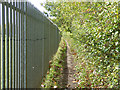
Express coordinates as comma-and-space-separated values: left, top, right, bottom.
0, 0, 61, 89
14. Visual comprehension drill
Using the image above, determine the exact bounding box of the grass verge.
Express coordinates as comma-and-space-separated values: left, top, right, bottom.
40, 38, 67, 88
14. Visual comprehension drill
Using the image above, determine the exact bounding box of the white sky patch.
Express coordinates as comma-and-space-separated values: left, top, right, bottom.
27, 0, 47, 12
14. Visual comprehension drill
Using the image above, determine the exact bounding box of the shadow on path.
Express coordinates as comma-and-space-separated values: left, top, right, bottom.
61, 47, 68, 87
60, 40, 78, 88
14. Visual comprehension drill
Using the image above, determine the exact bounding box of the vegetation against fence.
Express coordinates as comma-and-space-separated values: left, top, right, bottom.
42, 1, 120, 88
41, 38, 67, 88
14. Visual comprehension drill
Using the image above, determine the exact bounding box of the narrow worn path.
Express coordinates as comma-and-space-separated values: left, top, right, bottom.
60, 40, 78, 88
66, 40, 78, 88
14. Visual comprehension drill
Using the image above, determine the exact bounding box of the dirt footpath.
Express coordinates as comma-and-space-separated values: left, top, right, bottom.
60, 40, 78, 88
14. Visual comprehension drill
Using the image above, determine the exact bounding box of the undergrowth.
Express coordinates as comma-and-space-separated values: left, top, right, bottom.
40, 38, 67, 88
65, 34, 119, 88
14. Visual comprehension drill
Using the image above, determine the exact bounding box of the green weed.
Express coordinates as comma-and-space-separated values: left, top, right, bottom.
41, 38, 67, 88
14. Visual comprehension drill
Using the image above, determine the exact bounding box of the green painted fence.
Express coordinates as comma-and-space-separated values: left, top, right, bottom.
0, 1, 61, 89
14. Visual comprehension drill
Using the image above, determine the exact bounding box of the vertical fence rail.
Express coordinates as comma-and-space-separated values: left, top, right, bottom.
42, 14, 44, 77
9, 2, 12, 88
48, 22, 50, 62
22, 2, 24, 88
5, 2, 9, 88
20, 2, 23, 88
24, 2, 27, 88
19, 2, 22, 88
1, 2, 5, 89
18, 2, 20, 88
0, 1, 61, 89
15, 1, 18, 88
0, 3, 1, 90
12, 2, 15, 88
17, 3, 20, 88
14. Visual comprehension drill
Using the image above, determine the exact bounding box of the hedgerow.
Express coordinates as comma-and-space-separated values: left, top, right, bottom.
70, 2, 119, 88
43, 1, 120, 88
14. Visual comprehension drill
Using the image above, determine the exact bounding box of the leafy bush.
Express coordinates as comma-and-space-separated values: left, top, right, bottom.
43, 1, 119, 88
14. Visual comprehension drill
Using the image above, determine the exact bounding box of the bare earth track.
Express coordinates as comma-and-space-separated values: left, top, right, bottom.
59, 40, 78, 88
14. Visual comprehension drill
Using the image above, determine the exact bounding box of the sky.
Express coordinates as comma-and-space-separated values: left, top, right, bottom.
27, 0, 47, 12
0, 0, 48, 25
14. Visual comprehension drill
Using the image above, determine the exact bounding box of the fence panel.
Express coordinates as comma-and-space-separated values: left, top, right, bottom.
26, 4, 43, 87
0, 1, 61, 89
